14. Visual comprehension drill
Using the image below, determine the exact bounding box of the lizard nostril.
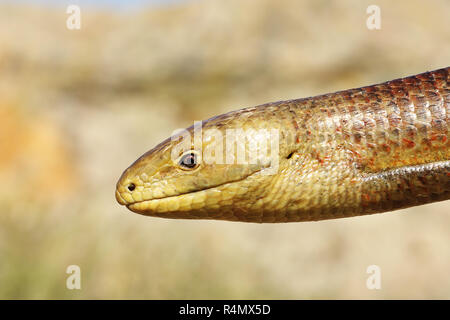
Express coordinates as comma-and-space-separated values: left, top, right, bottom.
127, 183, 136, 192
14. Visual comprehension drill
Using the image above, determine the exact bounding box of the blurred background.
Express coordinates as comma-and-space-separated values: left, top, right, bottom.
0, 0, 449, 299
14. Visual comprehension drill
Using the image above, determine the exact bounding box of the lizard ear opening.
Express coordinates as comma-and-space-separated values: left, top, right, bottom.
286, 152, 295, 159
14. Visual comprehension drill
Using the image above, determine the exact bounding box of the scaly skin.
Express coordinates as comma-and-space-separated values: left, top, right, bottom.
116, 67, 450, 223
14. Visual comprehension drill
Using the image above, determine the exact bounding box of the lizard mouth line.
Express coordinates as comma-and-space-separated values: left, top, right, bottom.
125, 169, 264, 210
126, 186, 208, 210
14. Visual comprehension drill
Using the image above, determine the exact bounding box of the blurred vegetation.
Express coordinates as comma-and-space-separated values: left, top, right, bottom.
0, 0, 449, 299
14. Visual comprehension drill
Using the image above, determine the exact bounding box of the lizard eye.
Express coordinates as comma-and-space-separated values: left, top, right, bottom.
127, 183, 136, 191
178, 152, 199, 170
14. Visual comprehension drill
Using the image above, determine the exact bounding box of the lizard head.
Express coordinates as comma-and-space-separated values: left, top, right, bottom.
115, 107, 295, 222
